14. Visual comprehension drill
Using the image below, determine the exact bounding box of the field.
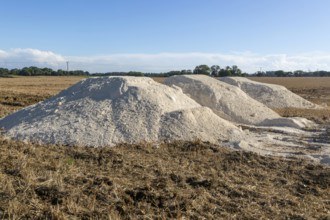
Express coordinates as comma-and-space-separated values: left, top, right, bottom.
0, 76, 330, 219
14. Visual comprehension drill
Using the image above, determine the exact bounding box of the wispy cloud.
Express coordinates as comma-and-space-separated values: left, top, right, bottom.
1, 48, 330, 73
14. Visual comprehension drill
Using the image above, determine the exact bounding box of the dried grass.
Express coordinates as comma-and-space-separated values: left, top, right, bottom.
0, 138, 329, 219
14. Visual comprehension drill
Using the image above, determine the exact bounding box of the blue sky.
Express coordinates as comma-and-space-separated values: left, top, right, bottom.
1, 0, 330, 73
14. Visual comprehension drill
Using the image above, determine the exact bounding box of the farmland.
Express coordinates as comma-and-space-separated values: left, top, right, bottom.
0, 76, 330, 219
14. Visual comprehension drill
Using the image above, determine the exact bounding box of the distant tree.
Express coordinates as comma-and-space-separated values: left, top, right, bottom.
225, 66, 233, 76
232, 65, 242, 76
19, 67, 32, 76
180, 69, 192, 75
193, 65, 211, 75
127, 71, 144, 76
0, 68, 9, 76
165, 71, 181, 76
256, 71, 265, 77
274, 70, 285, 77
10, 68, 19, 75
318, 70, 328, 77
218, 69, 226, 77
56, 69, 66, 76
210, 65, 220, 76
294, 70, 303, 77
41, 67, 54, 76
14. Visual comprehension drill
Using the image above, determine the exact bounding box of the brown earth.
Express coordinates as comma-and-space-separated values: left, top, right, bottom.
0, 76, 330, 219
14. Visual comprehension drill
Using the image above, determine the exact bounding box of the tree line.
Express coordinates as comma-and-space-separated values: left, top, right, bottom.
0, 65, 244, 77
251, 70, 330, 77
0, 67, 89, 77
1, 65, 330, 77
98, 65, 245, 77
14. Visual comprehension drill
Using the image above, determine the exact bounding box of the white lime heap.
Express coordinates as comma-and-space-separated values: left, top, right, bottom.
0, 76, 244, 147
164, 75, 315, 128
220, 76, 322, 109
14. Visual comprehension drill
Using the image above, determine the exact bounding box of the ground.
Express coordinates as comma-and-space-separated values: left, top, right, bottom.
0, 76, 329, 219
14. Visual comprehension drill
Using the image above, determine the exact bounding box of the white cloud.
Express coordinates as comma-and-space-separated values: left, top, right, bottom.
0, 48, 66, 69
1, 48, 330, 73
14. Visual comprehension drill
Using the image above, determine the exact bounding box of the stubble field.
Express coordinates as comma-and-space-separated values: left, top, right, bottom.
0, 76, 329, 219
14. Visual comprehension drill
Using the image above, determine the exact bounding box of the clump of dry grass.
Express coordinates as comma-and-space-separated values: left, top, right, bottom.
1, 137, 329, 219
